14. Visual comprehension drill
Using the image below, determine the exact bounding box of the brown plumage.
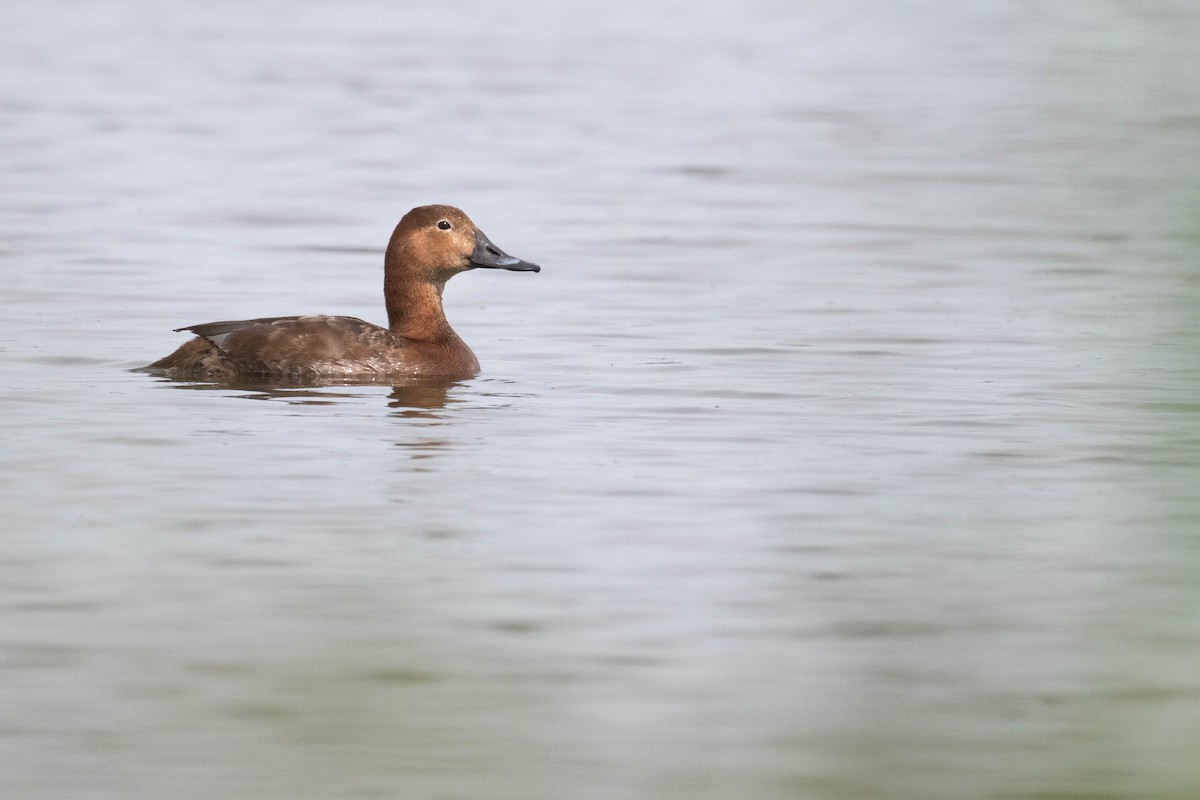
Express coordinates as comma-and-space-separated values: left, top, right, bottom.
145, 205, 540, 383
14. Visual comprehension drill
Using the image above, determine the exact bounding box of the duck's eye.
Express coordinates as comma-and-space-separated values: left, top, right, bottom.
437, 220, 451, 230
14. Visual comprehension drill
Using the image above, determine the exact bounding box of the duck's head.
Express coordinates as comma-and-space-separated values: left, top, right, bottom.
386, 204, 540, 285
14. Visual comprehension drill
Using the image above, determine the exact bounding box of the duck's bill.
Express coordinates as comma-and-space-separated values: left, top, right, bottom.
470, 229, 541, 272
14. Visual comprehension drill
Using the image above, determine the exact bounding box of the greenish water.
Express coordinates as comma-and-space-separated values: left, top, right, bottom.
2, 2, 1200, 798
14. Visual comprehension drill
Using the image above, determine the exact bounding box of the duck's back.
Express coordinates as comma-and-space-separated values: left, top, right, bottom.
149, 315, 453, 381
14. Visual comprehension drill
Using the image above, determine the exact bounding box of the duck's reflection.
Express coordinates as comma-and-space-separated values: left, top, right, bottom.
387, 379, 460, 417
142, 371, 465, 417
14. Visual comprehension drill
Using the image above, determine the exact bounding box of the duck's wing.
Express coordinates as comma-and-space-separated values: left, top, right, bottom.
175, 315, 404, 377
174, 316, 306, 350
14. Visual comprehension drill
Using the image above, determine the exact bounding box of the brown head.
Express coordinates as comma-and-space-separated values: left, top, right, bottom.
384, 204, 540, 338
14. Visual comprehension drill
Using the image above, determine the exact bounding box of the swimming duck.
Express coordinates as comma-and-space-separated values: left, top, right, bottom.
146, 204, 540, 382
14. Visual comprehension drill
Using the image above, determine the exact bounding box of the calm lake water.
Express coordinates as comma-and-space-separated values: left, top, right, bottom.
4, 2, 1200, 798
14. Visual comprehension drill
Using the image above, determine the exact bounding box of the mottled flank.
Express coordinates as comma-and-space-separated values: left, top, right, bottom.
143, 205, 539, 383
147, 315, 472, 382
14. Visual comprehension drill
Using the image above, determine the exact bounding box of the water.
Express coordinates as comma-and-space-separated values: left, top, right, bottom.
4, 1, 1200, 798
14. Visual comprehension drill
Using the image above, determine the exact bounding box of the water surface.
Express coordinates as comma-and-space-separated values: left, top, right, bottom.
3, 2, 1200, 798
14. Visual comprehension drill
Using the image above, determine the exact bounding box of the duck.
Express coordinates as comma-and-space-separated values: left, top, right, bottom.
145, 204, 540, 382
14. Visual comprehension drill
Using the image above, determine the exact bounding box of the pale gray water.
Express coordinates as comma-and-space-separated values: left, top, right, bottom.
3, 1, 1200, 798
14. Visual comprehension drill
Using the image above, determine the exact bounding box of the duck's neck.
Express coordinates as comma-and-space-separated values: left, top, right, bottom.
384, 278, 480, 376
385, 278, 458, 343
